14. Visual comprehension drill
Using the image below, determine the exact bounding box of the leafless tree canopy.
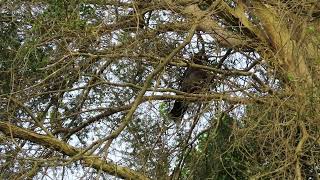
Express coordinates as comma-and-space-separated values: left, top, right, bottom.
0, 0, 319, 179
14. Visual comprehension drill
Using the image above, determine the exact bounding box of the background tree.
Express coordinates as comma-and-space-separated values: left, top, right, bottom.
0, 0, 319, 179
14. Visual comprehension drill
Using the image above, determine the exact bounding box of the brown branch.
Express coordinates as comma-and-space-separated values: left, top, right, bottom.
219, 0, 268, 44
295, 121, 310, 180
64, 93, 259, 138
99, 24, 197, 142
0, 121, 149, 180
58, 25, 200, 159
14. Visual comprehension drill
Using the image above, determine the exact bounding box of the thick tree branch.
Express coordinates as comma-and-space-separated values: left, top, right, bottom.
251, 1, 312, 84
0, 121, 149, 180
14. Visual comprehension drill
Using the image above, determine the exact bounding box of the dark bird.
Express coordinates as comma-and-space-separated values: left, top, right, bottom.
169, 52, 210, 122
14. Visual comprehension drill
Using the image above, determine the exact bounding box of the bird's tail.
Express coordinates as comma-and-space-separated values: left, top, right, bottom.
169, 101, 188, 121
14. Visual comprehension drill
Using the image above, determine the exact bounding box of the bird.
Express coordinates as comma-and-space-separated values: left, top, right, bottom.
169, 52, 210, 122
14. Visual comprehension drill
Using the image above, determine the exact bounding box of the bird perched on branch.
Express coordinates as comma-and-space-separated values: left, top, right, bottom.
169, 51, 210, 122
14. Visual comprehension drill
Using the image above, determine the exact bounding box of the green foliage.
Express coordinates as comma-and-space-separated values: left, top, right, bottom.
40, 0, 88, 30
18, 43, 49, 73
0, 12, 21, 94
198, 0, 213, 11
80, 4, 95, 16
307, 26, 316, 33
159, 102, 169, 118
44, 0, 69, 18
181, 113, 247, 179
1, 1, 319, 179
287, 72, 295, 81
